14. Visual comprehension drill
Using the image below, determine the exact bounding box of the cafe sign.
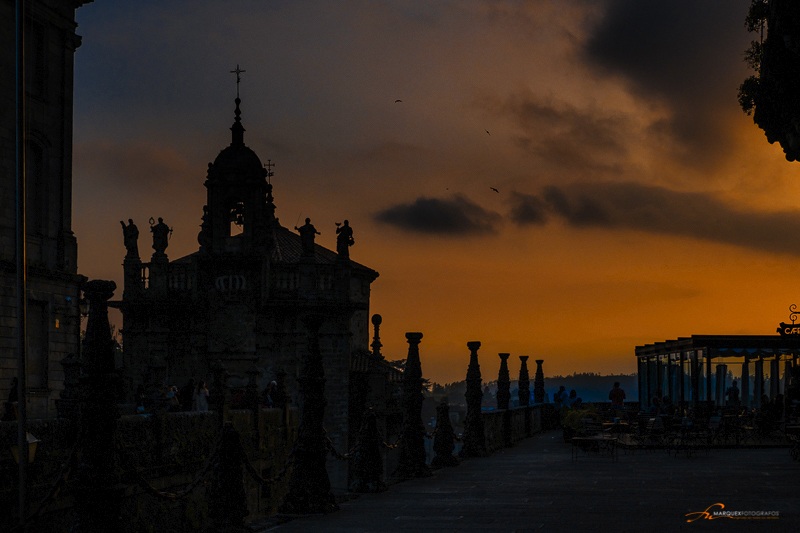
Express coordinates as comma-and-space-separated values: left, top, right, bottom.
778, 304, 800, 337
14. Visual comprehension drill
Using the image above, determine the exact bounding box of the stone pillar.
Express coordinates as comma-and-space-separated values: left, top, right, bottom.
73, 280, 123, 532
534, 360, 545, 404
497, 353, 512, 447
460, 341, 487, 458
208, 423, 248, 532
518, 356, 531, 437
430, 400, 459, 469
122, 257, 143, 300
518, 356, 530, 407
395, 332, 432, 479
496, 353, 510, 410
348, 409, 386, 493
754, 357, 764, 409
280, 314, 337, 514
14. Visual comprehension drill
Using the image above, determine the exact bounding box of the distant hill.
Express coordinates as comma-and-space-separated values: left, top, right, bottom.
428, 373, 638, 405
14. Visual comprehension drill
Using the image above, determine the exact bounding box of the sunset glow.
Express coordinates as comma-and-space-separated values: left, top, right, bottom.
71, 0, 800, 384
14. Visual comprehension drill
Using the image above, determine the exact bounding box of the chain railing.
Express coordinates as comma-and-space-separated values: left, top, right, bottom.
115, 424, 226, 502
9, 427, 85, 533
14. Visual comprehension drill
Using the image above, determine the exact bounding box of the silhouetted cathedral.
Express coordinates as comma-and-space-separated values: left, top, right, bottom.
117, 96, 398, 486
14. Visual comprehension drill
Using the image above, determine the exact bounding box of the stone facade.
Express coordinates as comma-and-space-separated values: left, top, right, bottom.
0, 0, 90, 419
116, 98, 383, 488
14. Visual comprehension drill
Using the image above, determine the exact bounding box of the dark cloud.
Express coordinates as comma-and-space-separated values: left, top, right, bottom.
510, 182, 800, 256
582, 0, 752, 164
483, 92, 629, 174
374, 195, 501, 235
508, 191, 549, 225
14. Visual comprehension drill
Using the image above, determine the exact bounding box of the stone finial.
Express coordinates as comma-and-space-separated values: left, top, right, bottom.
395, 332, 431, 479
496, 353, 511, 411
518, 356, 530, 407
371, 314, 383, 358
534, 359, 545, 404
460, 341, 486, 458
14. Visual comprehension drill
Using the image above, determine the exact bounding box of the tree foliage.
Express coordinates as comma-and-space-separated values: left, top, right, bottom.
739, 0, 800, 161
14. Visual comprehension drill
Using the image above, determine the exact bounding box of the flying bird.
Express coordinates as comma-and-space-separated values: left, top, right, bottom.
395, 99, 402, 103
486, 130, 490, 135
490, 187, 499, 193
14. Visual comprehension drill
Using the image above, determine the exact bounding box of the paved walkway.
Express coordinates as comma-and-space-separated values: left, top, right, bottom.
259, 430, 799, 532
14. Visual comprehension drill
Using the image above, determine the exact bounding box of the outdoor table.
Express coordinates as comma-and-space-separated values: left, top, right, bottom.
571, 435, 618, 462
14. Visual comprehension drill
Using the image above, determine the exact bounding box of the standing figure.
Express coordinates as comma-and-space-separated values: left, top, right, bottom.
120, 219, 139, 259
335, 219, 354, 258
609, 381, 626, 410
151, 217, 171, 256
295, 218, 320, 257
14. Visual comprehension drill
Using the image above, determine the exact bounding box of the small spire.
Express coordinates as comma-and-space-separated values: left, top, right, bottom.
231, 97, 245, 146
229, 65, 246, 146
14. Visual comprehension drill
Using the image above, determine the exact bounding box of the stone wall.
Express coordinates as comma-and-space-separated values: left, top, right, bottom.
480, 404, 542, 455
0, 407, 298, 532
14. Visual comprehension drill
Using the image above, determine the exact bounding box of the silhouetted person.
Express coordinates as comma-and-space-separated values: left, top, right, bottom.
295, 218, 320, 256
647, 397, 661, 415
336, 219, 354, 258
263, 380, 277, 408
553, 385, 568, 409
726, 380, 740, 406
609, 381, 626, 409
567, 389, 578, 408
120, 219, 139, 259
194, 380, 210, 412
151, 217, 170, 256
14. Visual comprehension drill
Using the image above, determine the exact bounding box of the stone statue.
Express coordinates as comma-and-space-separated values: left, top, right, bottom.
120, 219, 139, 259
295, 217, 320, 257
198, 205, 212, 249
151, 217, 171, 256
335, 220, 354, 258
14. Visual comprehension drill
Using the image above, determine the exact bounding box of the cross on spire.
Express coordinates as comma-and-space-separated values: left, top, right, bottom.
230, 64, 246, 97
265, 159, 275, 181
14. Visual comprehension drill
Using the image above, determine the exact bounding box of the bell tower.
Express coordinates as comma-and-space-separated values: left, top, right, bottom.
201, 95, 273, 255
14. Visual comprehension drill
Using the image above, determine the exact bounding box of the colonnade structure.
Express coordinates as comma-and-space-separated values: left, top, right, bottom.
635, 333, 800, 412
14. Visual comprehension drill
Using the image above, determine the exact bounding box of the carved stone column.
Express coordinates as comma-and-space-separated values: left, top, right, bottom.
430, 400, 459, 469
349, 408, 386, 493
534, 360, 545, 404
73, 280, 123, 532
518, 356, 530, 407
518, 356, 531, 437
395, 332, 432, 479
497, 353, 512, 447
208, 423, 248, 532
280, 314, 337, 514
496, 353, 511, 410
460, 341, 486, 458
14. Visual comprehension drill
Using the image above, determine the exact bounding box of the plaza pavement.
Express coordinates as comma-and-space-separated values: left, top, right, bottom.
256, 430, 799, 533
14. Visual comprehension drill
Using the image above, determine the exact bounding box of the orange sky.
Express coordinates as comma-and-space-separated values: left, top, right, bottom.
69, 0, 800, 385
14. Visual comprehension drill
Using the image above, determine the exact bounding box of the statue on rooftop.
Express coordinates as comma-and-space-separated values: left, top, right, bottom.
335, 220, 354, 259
198, 205, 212, 250
120, 219, 139, 260
150, 217, 171, 256
295, 217, 320, 257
